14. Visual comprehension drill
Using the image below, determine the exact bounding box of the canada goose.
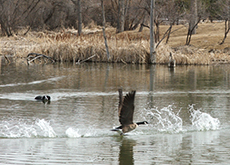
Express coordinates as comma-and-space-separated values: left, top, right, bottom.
168, 52, 176, 68
35, 95, 51, 103
111, 89, 148, 134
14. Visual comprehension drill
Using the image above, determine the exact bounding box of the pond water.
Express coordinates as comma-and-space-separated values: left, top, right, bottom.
0, 61, 230, 164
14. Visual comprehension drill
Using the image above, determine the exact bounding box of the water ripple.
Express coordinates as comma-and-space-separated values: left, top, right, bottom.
0, 76, 65, 88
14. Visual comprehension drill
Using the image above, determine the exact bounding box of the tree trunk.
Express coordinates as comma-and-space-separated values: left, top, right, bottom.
186, 16, 200, 45
138, 14, 146, 32
124, 0, 131, 31
220, 0, 230, 45
189, 0, 198, 34
77, 0, 82, 35
220, 19, 230, 45
166, 25, 173, 44
101, 0, 110, 60
229, 0, 230, 29
117, 0, 125, 33
155, 20, 160, 43
150, 0, 156, 64
155, 24, 173, 48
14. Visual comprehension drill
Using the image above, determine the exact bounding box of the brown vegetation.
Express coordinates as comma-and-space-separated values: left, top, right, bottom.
0, 21, 230, 65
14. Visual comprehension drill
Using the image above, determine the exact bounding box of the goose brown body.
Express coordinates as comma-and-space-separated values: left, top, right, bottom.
111, 89, 148, 134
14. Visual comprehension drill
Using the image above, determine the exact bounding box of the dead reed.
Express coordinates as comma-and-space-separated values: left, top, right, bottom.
1, 22, 230, 65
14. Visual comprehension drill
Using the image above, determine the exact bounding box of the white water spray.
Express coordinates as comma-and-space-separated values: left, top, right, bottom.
35, 119, 57, 137
65, 127, 81, 138
145, 104, 220, 133
146, 105, 183, 133
0, 118, 57, 138
189, 104, 220, 131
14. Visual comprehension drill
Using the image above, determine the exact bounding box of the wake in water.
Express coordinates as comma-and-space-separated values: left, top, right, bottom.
65, 127, 101, 138
0, 105, 221, 138
145, 104, 220, 133
0, 118, 107, 138
65, 127, 104, 138
0, 118, 56, 138
0, 76, 65, 88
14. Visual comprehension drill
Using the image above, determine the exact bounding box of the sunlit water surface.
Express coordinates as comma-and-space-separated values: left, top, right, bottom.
0, 62, 230, 164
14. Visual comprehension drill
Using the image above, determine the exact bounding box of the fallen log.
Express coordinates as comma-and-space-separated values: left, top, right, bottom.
27, 53, 55, 65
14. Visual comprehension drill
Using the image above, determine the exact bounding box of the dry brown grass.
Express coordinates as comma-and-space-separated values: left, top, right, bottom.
0, 21, 230, 65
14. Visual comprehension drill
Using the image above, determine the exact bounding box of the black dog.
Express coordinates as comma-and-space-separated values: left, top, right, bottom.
35, 95, 51, 104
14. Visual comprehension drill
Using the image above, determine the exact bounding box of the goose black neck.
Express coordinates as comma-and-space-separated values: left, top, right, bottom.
136, 121, 148, 125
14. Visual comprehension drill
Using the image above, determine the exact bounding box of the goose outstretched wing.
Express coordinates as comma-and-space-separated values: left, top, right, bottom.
118, 90, 136, 126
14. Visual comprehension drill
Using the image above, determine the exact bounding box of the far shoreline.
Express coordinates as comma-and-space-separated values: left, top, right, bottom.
0, 22, 229, 65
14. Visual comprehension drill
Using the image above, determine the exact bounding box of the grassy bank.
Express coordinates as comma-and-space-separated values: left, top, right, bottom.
0, 21, 230, 65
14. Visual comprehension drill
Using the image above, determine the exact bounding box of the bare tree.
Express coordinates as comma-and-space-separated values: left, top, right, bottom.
128, 1, 146, 31
185, 0, 199, 45
77, 0, 82, 35
110, 0, 145, 33
117, 0, 125, 33
71, 0, 82, 35
189, 0, 198, 35
0, 0, 41, 36
107, 0, 150, 32
124, 0, 131, 30
220, 0, 230, 45
186, 16, 200, 45
138, 13, 146, 32
150, 0, 156, 64
101, 0, 110, 60
220, 19, 230, 45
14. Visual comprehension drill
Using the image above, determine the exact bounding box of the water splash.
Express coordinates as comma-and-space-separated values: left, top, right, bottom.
0, 118, 56, 138
65, 127, 103, 138
146, 105, 183, 133
145, 104, 220, 133
0, 120, 37, 138
189, 104, 220, 131
65, 127, 81, 138
35, 119, 57, 137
